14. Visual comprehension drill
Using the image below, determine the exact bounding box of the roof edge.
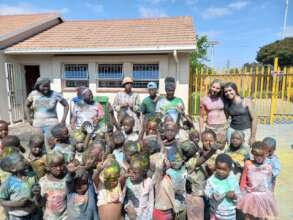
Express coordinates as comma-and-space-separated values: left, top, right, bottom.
0, 13, 63, 42
4, 45, 196, 54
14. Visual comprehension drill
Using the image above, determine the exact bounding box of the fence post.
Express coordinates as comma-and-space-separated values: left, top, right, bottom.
269, 57, 278, 126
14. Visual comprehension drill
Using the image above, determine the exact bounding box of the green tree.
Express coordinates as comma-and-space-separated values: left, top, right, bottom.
256, 37, 293, 68
190, 35, 210, 72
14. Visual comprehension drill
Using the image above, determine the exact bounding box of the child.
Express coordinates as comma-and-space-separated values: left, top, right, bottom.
112, 130, 126, 166
182, 140, 217, 220
0, 120, 9, 153
122, 141, 141, 171
163, 121, 179, 154
67, 167, 99, 220
122, 116, 139, 142
216, 132, 227, 153
237, 141, 277, 220
51, 123, 74, 162
263, 137, 280, 191
39, 151, 68, 220
189, 129, 200, 146
124, 153, 153, 220
225, 131, 249, 181
0, 153, 41, 219
93, 155, 126, 220
152, 147, 187, 220
201, 130, 218, 177
27, 134, 46, 179
1, 135, 26, 157
205, 154, 240, 220
71, 129, 86, 163
83, 140, 106, 173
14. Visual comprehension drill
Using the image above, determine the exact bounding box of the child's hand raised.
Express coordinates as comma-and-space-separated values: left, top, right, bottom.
67, 160, 79, 173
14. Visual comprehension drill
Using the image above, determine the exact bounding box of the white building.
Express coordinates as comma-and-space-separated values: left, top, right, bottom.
0, 13, 196, 124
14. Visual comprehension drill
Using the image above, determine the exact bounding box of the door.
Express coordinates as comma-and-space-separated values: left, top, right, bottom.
24, 65, 40, 96
5, 63, 26, 123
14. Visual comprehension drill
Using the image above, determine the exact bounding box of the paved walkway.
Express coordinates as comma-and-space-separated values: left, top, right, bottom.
8, 122, 293, 220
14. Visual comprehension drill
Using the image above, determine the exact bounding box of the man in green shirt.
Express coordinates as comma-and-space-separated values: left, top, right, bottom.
140, 82, 160, 120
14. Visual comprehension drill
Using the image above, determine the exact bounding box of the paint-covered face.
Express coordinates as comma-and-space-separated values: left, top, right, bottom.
231, 133, 243, 149
83, 90, 93, 104
252, 148, 266, 164
0, 123, 8, 139
164, 123, 177, 141
75, 142, 85, 153
216, 133, 227, 150
123, 118, 134, 134
224, 86, 236, 100
215, 162, 230, 180
189, 131, 200, 144
31, 145, 42, 157
147, 121, 157, 135
210, 82, 221, 96
129, 163, 145, 184
59, 127, 69, 141
74, 176, 88, 195
201, 133, 215, 151
49, 158, 66, 178
167, 149, 183, 170
267, 147, 275, 157
39, 83, 50, 95
103, 164, 120, 190
113, 132, 125, 148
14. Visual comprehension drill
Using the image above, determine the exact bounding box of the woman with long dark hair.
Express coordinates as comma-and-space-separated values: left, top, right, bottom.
223, 82, 256, 147
199, 79, 227, 136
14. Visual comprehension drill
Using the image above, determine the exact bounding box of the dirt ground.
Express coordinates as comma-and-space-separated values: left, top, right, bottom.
6, 122, 293, 220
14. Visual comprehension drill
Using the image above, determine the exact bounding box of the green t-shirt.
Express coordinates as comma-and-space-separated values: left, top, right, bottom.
155, 97, 184, 121
140, 96, 161, 119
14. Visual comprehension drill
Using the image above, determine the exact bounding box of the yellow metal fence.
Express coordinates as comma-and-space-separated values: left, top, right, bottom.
188, 59, 293, 125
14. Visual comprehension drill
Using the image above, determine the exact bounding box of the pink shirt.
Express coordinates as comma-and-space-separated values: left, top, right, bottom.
202, 96, 227, 125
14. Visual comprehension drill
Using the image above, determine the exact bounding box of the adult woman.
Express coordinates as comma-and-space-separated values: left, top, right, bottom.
113, 77, 141, 132
70, 88, 104, 129
25, 78, 69, 145
223, 82, 256, 147
199, 79, 227, 135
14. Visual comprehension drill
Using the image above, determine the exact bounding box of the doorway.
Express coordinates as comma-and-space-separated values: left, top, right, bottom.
24, 65, 40, 95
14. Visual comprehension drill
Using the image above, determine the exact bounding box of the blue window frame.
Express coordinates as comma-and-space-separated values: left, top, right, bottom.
133, 64, 159, 88
97, 64, 123, 88
63, 64, 89, 87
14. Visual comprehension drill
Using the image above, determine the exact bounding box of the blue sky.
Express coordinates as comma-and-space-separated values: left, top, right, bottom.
0, 0, 292, 68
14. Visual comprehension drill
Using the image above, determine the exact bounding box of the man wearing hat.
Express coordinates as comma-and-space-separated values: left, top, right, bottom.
155, 77, 185, 122
113, 77, 141, 132
140, 82, 161, 121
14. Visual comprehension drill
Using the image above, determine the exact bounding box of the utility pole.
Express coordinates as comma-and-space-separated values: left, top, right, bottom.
282, 0, 289, 39
208, 41, 219, 69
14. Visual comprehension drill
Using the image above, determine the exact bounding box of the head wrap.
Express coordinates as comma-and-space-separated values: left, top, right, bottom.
34, 77, 51, 90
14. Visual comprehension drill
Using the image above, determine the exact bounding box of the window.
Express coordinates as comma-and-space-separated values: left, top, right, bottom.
132, 64, 159, 88
63, 64, 89, 88
97, 64, 123, 88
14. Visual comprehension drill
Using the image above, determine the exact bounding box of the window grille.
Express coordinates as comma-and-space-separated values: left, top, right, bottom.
97, 64, 123, 88
132, 64, 159, 88
63, 64, 89, 88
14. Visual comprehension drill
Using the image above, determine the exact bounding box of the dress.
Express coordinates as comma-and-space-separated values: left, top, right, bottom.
237, 160, 277, 218
124, 177, 153, 220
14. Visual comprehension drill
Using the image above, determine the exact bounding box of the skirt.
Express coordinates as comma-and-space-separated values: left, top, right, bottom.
237, 191, 277, 218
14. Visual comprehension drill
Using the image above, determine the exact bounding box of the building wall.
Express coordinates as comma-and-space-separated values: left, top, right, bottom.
6, 53, 190, 122
0, 53, 10, 121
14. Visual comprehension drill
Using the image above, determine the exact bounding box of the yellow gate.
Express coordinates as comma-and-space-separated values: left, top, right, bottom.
188, 58, 293, 125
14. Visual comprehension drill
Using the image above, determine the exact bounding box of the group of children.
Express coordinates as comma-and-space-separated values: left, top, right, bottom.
0, 105, 280, 220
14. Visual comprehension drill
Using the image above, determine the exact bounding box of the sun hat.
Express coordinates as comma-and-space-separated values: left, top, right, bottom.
122, 77, 133, 86
147, 82, 157, 89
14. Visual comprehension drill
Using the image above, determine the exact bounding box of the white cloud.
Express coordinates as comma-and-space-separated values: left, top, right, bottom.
0, 3, 69, 15
139, 6, 168, 18
202, 7, 230, 19
143, 0, 176, 4
202, 0, 249, 19
228, 0, 249, 10
84, 2, 104, 13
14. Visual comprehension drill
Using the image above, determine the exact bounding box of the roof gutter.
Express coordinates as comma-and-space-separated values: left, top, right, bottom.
4, 45, 196, 54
